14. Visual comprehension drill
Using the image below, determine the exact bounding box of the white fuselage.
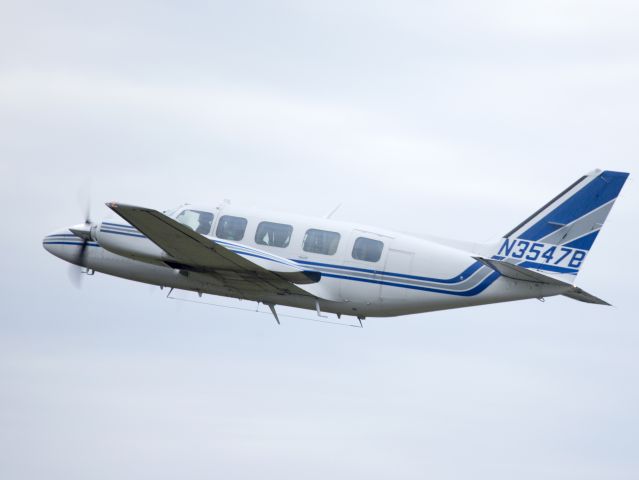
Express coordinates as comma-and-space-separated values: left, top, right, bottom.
43, 202, 569, 318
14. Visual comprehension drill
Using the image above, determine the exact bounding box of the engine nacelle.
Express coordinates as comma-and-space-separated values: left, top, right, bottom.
95, 221, 166, 264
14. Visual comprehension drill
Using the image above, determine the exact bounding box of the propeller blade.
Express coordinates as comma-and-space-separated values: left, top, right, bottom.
77, 183, 92, 225
68, 185, 94, 289
68, 238, 89, 288
84, 204, 91, 225
71, 239, 88, 266
68, 264, 83, 289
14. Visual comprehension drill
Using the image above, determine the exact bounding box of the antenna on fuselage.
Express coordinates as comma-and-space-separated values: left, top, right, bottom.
325, 203, 342, 219
266, 304, 280, 325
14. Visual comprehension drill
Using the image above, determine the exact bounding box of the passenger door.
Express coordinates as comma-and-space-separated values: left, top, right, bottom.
339, 230, 389, 304
380, 248, 414, 301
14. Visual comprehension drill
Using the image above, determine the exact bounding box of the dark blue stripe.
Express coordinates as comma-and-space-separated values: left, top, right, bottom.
321, 271, 501, 296
230, 249, 490, 291
43, 241, 99, 247
45, 237, 79, 241
217, 241, 289, 263
520, 171, 628, 241
96, 228, 483, 285
223, 243, 483, 284
102, 221, 137, 230
564, 231, 599, 250
229, 249, 295, 267
518, 261, 578, 275
295, 259, 483, 284
100, 228, 146, 238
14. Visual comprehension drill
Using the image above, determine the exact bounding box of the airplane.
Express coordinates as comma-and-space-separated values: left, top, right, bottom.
43, 169, 629, 324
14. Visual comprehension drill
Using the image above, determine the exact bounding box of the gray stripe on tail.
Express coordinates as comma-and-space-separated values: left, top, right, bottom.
540, 200, 614, 246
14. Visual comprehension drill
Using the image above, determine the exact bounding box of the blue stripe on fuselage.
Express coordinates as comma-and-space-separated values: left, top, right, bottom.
43, 238, 502, 296
321, 270, 501, 296
294, 259, 483, 284
100, 228, 146, 238
101, 221, 137, 230
517, 261, 578, 275
43, 241, 99, 247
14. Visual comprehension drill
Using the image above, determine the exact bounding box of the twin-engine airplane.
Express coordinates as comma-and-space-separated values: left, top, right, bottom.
44, 169, 628, 323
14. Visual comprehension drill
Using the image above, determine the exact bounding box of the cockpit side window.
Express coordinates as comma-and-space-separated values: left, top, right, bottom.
176, 209, 215, 235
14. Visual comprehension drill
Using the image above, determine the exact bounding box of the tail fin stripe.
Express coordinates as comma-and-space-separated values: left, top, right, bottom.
540, 199, 614, 246
497, 169, 628, 283
563, 230, 600, 250
518, 171, 628, 241
517, 261, 579, 275
503, 175, 587, 238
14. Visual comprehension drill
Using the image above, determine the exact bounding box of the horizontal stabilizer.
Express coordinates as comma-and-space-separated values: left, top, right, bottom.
473, 256, 611, 306
473, 257, 566, 285
562, 288, 611, 306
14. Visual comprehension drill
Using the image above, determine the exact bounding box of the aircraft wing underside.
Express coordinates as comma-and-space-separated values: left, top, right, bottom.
107, 203, 325, 299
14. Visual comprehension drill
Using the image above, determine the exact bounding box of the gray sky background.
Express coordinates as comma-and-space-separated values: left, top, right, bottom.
1, 1, 638, 479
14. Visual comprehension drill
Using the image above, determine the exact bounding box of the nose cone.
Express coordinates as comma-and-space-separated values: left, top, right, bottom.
42, 228, 90, 265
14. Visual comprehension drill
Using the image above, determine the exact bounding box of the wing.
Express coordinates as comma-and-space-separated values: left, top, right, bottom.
106, 202, 329, 299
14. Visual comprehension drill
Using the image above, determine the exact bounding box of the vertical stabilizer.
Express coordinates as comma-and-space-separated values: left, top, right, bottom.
494, 169, 629, 282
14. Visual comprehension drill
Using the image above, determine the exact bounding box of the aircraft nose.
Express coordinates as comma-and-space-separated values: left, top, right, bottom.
42, 227, 87, 263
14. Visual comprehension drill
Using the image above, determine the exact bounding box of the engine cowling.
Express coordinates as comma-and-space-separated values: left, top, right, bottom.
95, 221, 166, 264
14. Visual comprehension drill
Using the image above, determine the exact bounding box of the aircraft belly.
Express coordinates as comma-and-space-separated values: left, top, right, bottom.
362, 277, 569, 317
74, 247, 333, 310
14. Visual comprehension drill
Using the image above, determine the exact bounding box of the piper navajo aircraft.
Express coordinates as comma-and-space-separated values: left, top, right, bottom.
43, 169, 628, 323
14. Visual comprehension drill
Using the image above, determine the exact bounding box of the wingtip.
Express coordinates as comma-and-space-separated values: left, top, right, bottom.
563, 287, 612, 306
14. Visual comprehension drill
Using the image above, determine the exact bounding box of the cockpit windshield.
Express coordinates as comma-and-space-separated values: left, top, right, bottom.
175, 209, 215, 235
162, 205, 183, 218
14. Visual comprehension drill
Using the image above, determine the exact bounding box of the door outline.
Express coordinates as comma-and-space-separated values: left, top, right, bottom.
339, 229, 392, 302
381, 248, 415, 301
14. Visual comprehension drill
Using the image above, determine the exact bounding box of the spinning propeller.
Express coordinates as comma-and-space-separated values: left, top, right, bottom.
67, 199, 94, 288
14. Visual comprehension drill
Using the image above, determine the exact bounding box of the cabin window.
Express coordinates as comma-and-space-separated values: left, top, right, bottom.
352, 237, 384, 262
303, 229, 340, 255
255, 221, 293, 248
176, 209, 214, 235
216, 215, 248, 241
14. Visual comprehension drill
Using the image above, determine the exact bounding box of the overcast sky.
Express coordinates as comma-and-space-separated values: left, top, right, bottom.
1, 1, 638, 479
